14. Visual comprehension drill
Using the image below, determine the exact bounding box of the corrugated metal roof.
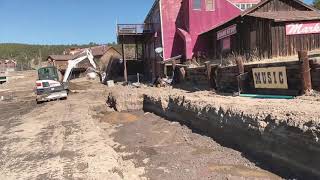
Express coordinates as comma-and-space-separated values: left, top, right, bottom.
241, 0, 318, 17
247, 11, 320, 22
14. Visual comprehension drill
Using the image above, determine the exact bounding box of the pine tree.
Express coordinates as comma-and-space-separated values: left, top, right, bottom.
314, 0, 320, 9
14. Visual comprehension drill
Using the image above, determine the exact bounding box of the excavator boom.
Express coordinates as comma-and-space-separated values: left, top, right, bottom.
63, 49, 97, 82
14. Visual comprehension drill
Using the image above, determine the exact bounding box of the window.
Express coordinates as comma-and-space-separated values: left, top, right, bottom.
193, 0, 201, 10
206, 0, 215, 11
240, 4, 246, 10
246, 4, 251, 9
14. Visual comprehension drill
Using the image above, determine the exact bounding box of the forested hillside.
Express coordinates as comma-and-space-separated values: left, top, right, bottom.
0, 43, 100, 62
0, 43, 115, 70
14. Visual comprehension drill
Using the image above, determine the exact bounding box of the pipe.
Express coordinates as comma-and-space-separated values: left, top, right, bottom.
239, 94, 294, 99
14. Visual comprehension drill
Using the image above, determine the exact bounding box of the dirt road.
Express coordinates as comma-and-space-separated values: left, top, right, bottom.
0, 72, 145, 179
0, 71, 280, 179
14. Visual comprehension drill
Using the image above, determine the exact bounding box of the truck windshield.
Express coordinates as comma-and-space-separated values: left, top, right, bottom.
38, 67, 59, 81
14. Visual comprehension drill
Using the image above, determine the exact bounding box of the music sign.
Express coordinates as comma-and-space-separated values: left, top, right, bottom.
286, 22, 320, 35
252, 67, 288, 89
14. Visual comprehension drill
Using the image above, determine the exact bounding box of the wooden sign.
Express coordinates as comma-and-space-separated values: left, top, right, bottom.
286, 22, 320, 35
217, 24, 237, 40
252, 67, 288, 89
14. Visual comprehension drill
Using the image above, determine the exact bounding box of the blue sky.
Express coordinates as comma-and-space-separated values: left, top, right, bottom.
0, 0, 314, 45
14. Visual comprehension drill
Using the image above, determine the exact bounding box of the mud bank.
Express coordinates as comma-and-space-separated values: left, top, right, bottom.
107, 86, 320, 179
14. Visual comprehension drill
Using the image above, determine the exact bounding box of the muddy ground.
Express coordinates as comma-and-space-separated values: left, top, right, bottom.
103, 111, 280, 180
0, 70, 298, 179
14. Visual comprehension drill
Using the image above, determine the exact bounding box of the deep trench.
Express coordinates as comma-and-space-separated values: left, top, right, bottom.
107, 93, 320, 180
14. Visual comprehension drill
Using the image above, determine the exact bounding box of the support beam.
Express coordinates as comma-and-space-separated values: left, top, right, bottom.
205, 61, 212, 88
236, 57, 245, 93
122, 42, 128, 83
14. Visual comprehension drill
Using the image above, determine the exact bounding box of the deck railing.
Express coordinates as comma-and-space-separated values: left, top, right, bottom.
117, 24, 153, 35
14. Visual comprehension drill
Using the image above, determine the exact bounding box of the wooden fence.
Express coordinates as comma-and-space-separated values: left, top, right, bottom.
311, 60, 320, 90
182, 51, 320, 96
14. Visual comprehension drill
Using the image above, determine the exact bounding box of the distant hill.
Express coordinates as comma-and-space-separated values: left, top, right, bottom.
0, 43, 119, 70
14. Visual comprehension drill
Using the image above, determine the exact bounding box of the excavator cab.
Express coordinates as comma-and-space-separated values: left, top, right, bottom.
38, 66, 59, 81
35, 49, 98, 103
35, 66, 67, 103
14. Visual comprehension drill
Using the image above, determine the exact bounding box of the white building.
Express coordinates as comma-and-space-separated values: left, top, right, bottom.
229, 0, 261, 11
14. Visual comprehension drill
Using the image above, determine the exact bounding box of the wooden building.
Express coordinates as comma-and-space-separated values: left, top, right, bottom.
0, 59, 16, 72
47, 46, 122, 80
47, 55, 75, 71
200, 0, 320, 60
117, 0, 242, 81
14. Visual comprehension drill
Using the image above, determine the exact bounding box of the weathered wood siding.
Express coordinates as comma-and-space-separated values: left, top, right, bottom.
203, 16, 273, 60
204, 18, 320, 60
243, 61, 303, 95
201, 0, 320, 60
311, 60, 320, 90
184, 67, 208, 87
271, 22, 320, 57
181, 58, 320, 94
143, 2, 162, 80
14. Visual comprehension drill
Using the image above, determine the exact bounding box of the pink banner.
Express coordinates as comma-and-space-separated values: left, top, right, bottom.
286, 22, 320, 35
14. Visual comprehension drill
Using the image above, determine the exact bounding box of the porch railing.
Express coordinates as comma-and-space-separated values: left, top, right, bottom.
117, 24, 153, 35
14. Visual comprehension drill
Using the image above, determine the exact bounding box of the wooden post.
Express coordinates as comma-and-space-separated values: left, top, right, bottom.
205, 61, 212, 88
298, 51, 312, 93
164, 64, 167, 77
172, 60, 176, 71
236, 57, 244, 93
121, 42, 128, 83
179, 67, 186, 82
135, 37, 138, 60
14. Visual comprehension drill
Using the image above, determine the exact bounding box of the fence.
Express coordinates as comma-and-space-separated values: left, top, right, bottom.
182, 51, 320, 96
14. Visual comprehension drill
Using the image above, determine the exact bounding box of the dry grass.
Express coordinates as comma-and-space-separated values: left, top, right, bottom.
211, 48, 320, 67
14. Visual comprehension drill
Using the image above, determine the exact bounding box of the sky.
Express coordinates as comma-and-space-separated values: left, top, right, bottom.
0, 0, 314, 45
0, 0, 154, 45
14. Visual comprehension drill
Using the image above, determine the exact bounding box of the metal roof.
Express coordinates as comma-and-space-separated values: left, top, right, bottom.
247, 11, 320, 22
241, 0, 318, 16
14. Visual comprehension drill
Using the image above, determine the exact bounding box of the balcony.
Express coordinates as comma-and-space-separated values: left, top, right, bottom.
117, 24, 153, 35
117, 24, 154, 44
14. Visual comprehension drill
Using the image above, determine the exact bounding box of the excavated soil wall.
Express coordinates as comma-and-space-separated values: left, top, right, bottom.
107, 87, 320, 179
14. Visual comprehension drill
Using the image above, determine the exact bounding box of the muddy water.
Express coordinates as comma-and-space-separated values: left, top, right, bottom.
98, 111, 281, 180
